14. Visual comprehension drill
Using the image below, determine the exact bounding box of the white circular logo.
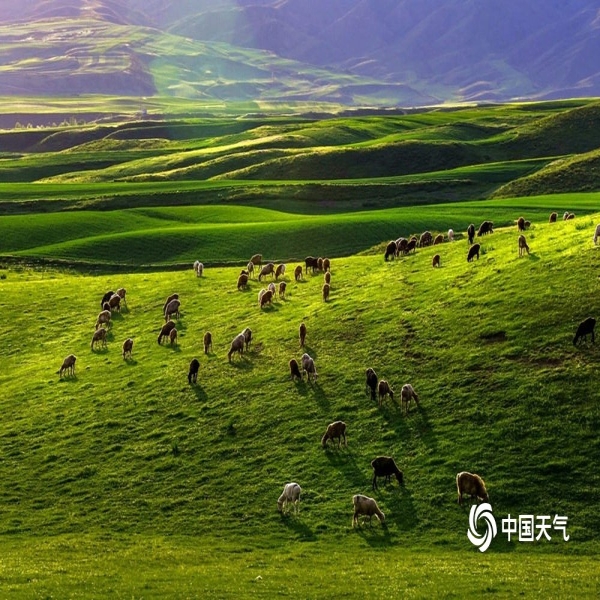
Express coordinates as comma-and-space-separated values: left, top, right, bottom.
467, 503, 497, 552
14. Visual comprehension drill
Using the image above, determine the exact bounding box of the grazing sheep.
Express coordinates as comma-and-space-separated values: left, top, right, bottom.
371, 456, 404, 490
448, 228, 455, 242
517, 216, 526, 231
228, 333, 246, 362
241, 327, 252, 351
108, 293, 121, 312
409, 235, 418, 244
467, 243, 481, 262
294, 265, 303, 281
277, 482, 301, 515
275, 264, 286, 280
164, 298, 181, 321
322, 283, 330, 302
573, 317, 596, 346
524, 220, 531, 229
317, 257, 324, 272
433, 234, 444, 245
122, 338, 133, 359
384, 241, 397, 261
299, 322, 307, 347
258, 288, 267, 307
95, 309, 111, 330
103, 302, 111, 313
518, 234, 530, 256
188, 358, 200, 384
457, 471, 489, 506
352, 494, 385, 528
279, 281, 287, 299
59, 354, 77, 378
268, 282, 276, 299
247, 261, 255, 278
396, 238, 408, 255
549, 212, 557, 223
365, 367, 378, 402
467, 223, 475, 244
305, 256, 319, 274
477, 221, 494, 236
419, 231, 433, 247
377, 379, 394, 407
594, 224, 600, 245
258, 262, 275, 281
116, 287, 127, 307
101, 290, 115, 308
158, 320, 176, 344
324, 272, 331, 285
91, 328, 107, 350
163, 293, 179, 314
567, 212, 575, 220
193, 260, 204, 277
250, 254, 262, 267
563, 211, 569, 221
401, 383, 419, 415
432, 254, 441, 268
405, 239, 417, 254
321, 421, 347, 448
237, 273, 249, 290
169, 328, 178, 346
260, 289, 274, 308
203, 331, 212, 354
323, 258, 331, 272
289, 358, 302, 382
301, 352, 318, 382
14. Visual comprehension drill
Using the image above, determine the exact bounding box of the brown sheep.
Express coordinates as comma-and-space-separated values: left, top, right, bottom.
258, 262, 275, 281
108, 293, 121, 312
237, 273, 249, 290
158, 320, 176, 344
101, 290, 115, 308
250, 254, 262, 267
324, 271, 331, 285
268, 282, 276, 298
477, 221, 493, 236
365, 367, 378, 402
103, 302, 111, 313
95, 309, 111, 330
247, 261, 255, 278
567, 212, 575, 220
203, 331, 212, 354
294, 265, 303, 281
258, 288, 267, 307
323, 258, 331, 272
518, 234, 530, 256
59, 354, 77, 378
228, 333, 245, 362
164, 299, 181, 321
299, 322, 307, 347
260, 289, 274, 308
241, 327, 252, 351
122, 338, 133, 359
322, 283, 330, 302
352, 494, 385, 528
301, 352, 318, 382
432, 254, 441, 268
169, 328, 178, 346
305, 256, 319, 274
401, 383, 419, 415
188, 359, 200, 384
396, 238, 408, 255
116, 287, 127, 307
289, 358, 302, 381
456, 471, 489, 506
524, 220, 531, 229
275, 264, 286, 280
467, 243, 481, 262
163, 293, 179, 314
549, 212, 557, 223
405, 239, 417, 254
467, 223, 475, 244
279, 281, 287, 299
517, 216, 525, 231
91, 328, 107, 350
384, 241, 397, 261
378, 379, 394, 407
419, 231, 433, 247
317, 257, 324, 271
433, 234, 444, 245
321, 421, 347, 448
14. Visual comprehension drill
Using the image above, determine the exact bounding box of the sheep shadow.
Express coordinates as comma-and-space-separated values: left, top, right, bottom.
279, 514, 316, 540
58, 374, 78, 383
123, 357, 138, 366
308, 382, 330, 410
91, 346, 109, 354
408, 405, 438, 451
352, 521, 392, 546
381, 484, 419, 532
189, 383, 208, 402
302, 345, 318, 360
324, 447, 364, 483
260, 304, 280, 313
229, 357, 254, 371
168, 344, 182, 353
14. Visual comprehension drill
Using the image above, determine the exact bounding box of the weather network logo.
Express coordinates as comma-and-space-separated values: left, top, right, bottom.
467, 503, 497, 552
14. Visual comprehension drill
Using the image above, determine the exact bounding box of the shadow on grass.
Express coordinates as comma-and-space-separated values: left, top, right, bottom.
123, 357, 138, 366
409, 404, 438, 451
353, 521, 393, 546
229, 357, 255, 371
279, 513, 316, 540
189, 383, 208, 402
302, 345, 318, 361
324, 446, 365, 484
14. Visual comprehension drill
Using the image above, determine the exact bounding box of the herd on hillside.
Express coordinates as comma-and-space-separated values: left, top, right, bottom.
57, 211, 599, 527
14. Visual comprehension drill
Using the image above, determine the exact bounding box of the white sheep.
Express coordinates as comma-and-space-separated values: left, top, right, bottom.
301, 352, 317, 382
193, 261, 204, 277
277, 482, 302, 515
448, 228, 455, 242
352, 494, 385, 527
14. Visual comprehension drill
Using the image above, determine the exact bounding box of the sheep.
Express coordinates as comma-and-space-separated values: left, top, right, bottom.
237, 273, 249, 290
448, 228, 455, 242
100, 290, 115, 308
594, 224, 600, 245
188, 358, 200, 384
122, 338, 133, 359
193, 260, 204, 277
158, 320, 176, 344
352, 494, 385, 528
305, 256, 319, 274
317, 257, 324, 271
432, 254, 441, 268
384, 241, 397, 261
549, 212, 557, 223
563, 211, 569, 221
163, 293, 179, 314
203, 331, 212, 354
241, 327, 252, 351
268, 282, 276, 298
477, 221, 493, 236
322, 283, 330, 302
299, 322, 307, 347
275, 264, 286, 280
405, 239, 417, 254
279, 281, 287, 299
301, 352, 317, 382
365, 367, 378, 402
324, 272, 331, 285
401, 383, 419, 415
258, 262, 275, 281
395, 238, 407, 255
289, 358, 302, 381
103, 302, 111, 312
95, 309, 111, 330
277, 482, 301, 515
567, 212, 575, 220
116, 287, 127, 307
467, 243, 481, 262
247, 261, 255, 278
258, 288, 267, 307
433, 234, 444, 245
517, 216, 526, 231
228, 333, 246, 362
250, 254, 262, 267
524, 220, 531, 229
419, 231, 433, 247
169, 328, 178, 346
573, 317, 596, 346
321, 421, 346, 448
467, 223, 475, 244
108, 293, 121, 312
456, 471, 489, 506
260, 289, 274, 308
294, 265, 303, 281
323, 258, 331, 272
377, 379, 394, 407
59, 354, 77, 378
164, 299, 181, 321
371, 456, 404, 490
518, 234, 530, 256
91, 328, 107, 350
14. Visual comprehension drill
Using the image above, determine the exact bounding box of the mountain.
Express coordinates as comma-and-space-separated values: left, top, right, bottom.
0, 0, 599, 105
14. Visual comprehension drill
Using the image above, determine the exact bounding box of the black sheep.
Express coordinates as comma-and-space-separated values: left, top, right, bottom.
467, 243, 481, 262
188, 358, 200, 384
467, 223, 475, 244
384, 241, 397, 261
573, 317, 596, 346
365, 368, 378, 402
371, 456, 404, 490
101, 290, 115, 308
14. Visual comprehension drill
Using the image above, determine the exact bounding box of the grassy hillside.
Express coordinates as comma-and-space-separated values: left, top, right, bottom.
1, 212, 599, 596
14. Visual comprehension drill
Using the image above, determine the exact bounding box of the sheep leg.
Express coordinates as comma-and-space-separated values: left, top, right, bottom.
372, 474, 378, 491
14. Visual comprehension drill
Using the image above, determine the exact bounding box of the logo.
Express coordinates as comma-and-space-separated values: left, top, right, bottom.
467, 502, 497, 552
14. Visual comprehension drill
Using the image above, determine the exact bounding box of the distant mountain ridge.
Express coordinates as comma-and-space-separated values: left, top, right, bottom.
1, 0, 599, 105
